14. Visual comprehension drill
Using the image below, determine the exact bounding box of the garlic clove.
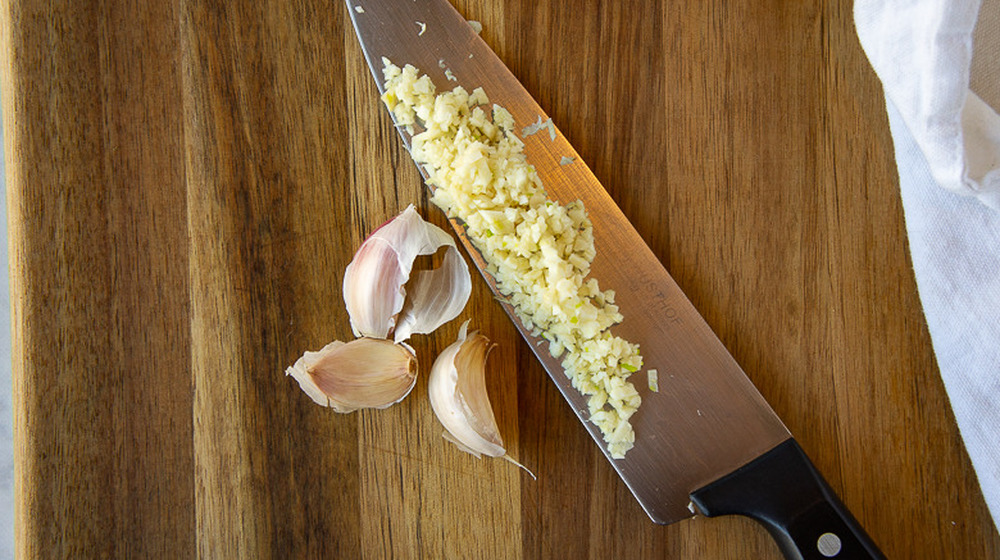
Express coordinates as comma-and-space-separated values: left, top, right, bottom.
341, 237, 406, 340
428, 320, 506, 458
343, 204, 471, 342
285, 337, 418, 413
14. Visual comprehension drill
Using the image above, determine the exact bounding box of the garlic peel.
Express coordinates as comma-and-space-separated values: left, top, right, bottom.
441, 429, 488, 458
343, 204, 471, 342
394, 247, 472, 343
286, 340, 347, 408
286, 337, 417, 413
428, 320, 505, 458
342, 237, 407, 340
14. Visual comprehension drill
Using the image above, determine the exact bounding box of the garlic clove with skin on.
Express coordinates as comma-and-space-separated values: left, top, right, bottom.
428, 321, 504, 457
343, 204, 472, 343
428, 321, 534, 477
285, 337, 417, 413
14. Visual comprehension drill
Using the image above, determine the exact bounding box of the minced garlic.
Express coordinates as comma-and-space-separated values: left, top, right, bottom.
380, 59, 642, 458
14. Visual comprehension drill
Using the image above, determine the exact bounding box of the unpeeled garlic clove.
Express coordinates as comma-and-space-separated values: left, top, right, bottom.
428, 320, 506, 458
285, 337, 418, 413
342, 204, 472, 343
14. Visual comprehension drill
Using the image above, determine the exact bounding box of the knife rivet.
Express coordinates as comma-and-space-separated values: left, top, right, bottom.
816, 532, 842, 557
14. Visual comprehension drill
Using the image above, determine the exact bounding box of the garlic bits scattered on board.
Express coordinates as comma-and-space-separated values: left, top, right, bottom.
286, 204, 471, 412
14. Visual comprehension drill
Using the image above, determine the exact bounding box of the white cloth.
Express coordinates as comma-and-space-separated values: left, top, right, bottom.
856, 0, 1000, 207
855, 0, 1000, 534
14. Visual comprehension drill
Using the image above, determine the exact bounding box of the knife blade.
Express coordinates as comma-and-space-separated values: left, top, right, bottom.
345, 1, 884, 558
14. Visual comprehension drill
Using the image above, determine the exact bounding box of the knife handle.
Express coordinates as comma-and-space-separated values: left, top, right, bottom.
689, 439, 885, 560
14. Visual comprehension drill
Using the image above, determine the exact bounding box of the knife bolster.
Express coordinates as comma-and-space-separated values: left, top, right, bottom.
689, 439, 885, 560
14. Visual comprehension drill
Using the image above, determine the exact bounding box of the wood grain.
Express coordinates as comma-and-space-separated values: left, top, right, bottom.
2, 0, 998, 558
2, 0, 194, 557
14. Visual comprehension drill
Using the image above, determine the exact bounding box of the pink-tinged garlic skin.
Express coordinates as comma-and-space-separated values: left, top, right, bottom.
428, 321, 505, 458
342, 205, 471, 343
285, 337, 417, 413
343, 238, 407, 340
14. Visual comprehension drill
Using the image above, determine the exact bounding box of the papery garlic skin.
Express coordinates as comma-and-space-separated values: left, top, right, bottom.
394, 247, 470, 343
341, 239, 406, 340
428, 321, 505, 458
342, 204, 472, 342
286, 337, 417, 413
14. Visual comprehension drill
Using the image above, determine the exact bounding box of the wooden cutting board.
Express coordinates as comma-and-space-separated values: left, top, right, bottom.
3, 0, 998, 557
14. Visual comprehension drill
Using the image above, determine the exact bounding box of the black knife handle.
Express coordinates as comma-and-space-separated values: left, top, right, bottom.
689, 439, 885, 560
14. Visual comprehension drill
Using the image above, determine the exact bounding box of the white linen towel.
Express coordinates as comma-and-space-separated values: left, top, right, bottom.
855, 0, 1000, 533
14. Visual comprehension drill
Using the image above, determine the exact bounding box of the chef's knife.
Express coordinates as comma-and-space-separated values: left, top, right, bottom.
346, 1, 884, 558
